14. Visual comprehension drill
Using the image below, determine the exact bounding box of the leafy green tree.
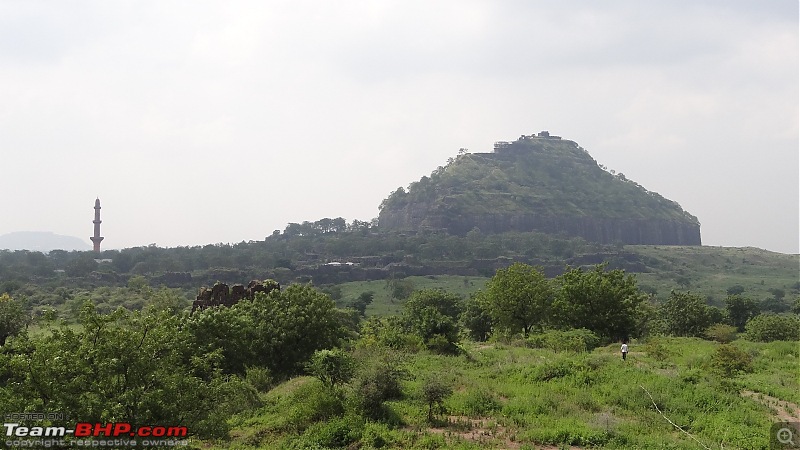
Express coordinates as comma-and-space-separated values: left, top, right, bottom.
760, 296, 790, 314
461, 291, 493, 342
660, 291, 712, 337
485, 263, 553, 337
0, 293, 28, 346
726, 285, 745, 296
387, 278, 415, 302
744, 314, 800, 342
711, 344, 753, 377
188, 284, 346, 377
403, 289, 462, 353
307, 348, 355, 387
14, 303, 251, 439
553, 264, 646, 341
724, 294, 759, 332
65, 253, 98, 277
348, 291, 374, 316
421, 376, 452, 422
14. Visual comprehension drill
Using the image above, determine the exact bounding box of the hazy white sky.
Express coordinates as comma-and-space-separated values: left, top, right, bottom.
1, 1, 797, 254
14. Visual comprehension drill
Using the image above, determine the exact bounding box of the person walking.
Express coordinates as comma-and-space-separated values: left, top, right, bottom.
621, 341, 629, 361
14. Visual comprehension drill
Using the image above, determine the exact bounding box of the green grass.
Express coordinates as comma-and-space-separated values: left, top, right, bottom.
629, 245, 799, 304
328, 246, 798, 317
206, 337, 798, 449
335, 275, 489, 316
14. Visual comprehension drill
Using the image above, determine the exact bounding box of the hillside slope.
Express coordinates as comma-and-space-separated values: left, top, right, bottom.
379, 132, 701, 245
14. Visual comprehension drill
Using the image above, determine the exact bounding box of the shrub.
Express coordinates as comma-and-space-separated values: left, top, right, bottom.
244, 366, 274, 392
349, 353, 407, 420
421, 376, 452, 422
526, 329, 600, 352
704, 324, 738, 343
287, 382, 345, 431
643, 339, 672, 360
306, 348, 355, 387
361, 421, 393, 448
744, 314, 800, 342
711, 344, 753, 377
463, 388, 501, 416
360, 316, 423, 352
297, 415, 362, 449
532, 358, 580, 382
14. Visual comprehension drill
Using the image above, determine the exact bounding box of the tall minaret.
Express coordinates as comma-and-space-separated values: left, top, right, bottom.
90, 198, 104, 253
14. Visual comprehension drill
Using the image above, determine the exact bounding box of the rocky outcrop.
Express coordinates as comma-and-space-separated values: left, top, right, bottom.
191, 279, 281, 312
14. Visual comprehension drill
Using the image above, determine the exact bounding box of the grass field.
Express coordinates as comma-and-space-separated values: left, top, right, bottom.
331, 246, 798, 316
629, 246, 798, 304
335, 275, 490, 316
208, 337, 799, 449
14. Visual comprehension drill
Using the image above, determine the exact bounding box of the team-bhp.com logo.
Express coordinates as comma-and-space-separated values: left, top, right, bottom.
5, 422, 188, 438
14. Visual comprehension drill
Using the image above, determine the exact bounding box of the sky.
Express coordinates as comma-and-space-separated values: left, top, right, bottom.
1, 1, 797, 254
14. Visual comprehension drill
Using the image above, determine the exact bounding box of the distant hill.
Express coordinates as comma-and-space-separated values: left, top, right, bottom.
378, 131, 701, 245
0, 231, 92, 252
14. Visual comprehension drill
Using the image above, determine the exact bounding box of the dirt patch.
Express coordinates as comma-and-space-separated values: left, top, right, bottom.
741, 390, 800, 423
424, 415, 520, 449
423, 416, 585, 449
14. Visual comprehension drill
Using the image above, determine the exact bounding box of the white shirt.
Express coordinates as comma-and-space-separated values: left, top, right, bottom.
621, 344, 628, 353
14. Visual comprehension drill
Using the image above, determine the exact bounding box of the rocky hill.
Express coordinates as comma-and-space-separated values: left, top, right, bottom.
378, 132, 701, 245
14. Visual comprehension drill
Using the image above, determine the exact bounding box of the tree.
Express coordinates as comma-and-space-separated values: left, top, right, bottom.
485, 263, 553, 337
387, 278, 414, 302
14, 303, 252, 439
65, 254, 98, 277
306, 348, 355, 387
726, 285, 745, 296
553, 264, 646, 342
660, 291, 712, 337
348, 291, 374, 316
403, 289, 462, 353
421, 376, 452, 422
461, 291, 493, 342
0, 293, 28, 346
724, 294, 759, 332
239, 284, 345, 376
744, 314, 800, 342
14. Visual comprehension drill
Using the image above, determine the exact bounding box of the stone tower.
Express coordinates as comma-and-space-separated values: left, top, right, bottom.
90, 198, 104, 253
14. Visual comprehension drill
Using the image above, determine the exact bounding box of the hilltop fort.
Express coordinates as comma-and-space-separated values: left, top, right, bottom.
378, 131, 701, 246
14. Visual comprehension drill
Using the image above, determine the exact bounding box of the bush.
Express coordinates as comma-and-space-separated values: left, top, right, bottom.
306, 348, 355, 387
643, 339, 672, 360
287, 382, 345, 431
526, 329, 600, 352
711, 344, 753, 377
297, 415, 362, 448
244, 366, 274, 392
349, 352, 407, 420
531, 358, 582, 382
421, 376, 452, 422
744, 314, 800, 342
360, 316, 423, 352
704, 324, 738, 343
463, 388, 501, 416
361, 421, 392, 448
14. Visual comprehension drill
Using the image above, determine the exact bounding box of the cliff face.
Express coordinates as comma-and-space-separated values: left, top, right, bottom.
378, 132, 701, 245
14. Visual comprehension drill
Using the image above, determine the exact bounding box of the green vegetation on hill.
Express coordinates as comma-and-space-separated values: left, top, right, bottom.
379, 135, 698, 223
